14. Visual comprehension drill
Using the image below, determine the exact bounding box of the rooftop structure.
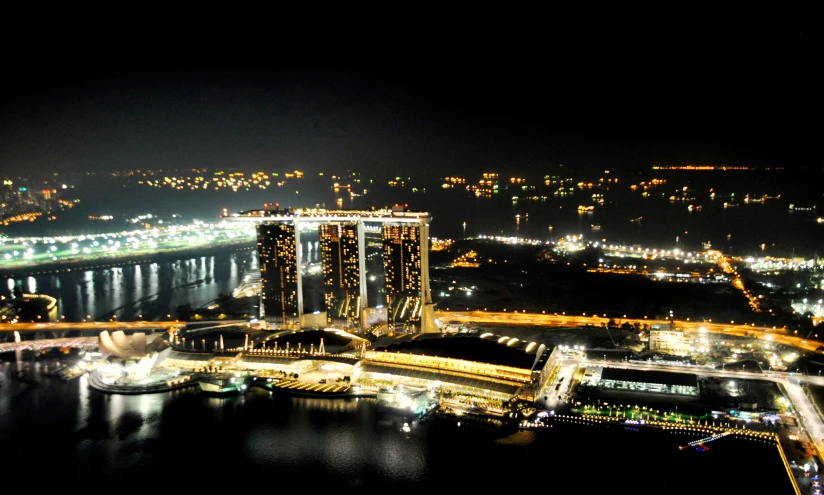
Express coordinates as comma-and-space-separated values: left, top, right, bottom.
229, 206, 430, 223
370, 333, 541, 370
591, 367, 699, 396
649, 329, 692, 356
363, 333, 558, 400
99, 330, 169, 360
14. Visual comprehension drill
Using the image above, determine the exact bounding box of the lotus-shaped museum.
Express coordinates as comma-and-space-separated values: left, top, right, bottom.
98, 330, 171, 380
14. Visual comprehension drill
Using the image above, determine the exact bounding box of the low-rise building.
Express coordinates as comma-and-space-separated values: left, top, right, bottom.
593, 367, 699, 396
649, 329, 692, 356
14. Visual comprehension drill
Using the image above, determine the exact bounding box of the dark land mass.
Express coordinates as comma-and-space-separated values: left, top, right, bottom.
431, 239, 754, 323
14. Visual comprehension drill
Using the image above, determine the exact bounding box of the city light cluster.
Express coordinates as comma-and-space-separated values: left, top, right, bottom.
136, 170, 288, 191
0, 221, 255, 267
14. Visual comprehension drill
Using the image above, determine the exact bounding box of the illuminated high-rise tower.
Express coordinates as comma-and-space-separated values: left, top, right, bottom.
382, 225, 421, 295
256, 222, 299, 326
320, 223, 361, 322
382, 224, 423, 324
239, 206, 436, 333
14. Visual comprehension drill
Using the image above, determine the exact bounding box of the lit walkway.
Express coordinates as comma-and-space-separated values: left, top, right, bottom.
270, 379, 350, 394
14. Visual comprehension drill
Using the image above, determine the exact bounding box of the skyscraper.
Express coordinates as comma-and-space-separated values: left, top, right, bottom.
257, 222, 299, 325
320, 223, 361, 322
238, 207, 436, 332
382, 224, 422, 323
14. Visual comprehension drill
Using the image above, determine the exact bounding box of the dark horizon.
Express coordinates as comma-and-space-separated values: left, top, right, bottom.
0, 30, 816, 179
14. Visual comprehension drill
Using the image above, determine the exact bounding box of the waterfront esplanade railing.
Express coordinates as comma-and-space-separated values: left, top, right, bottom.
228, 208, 437, 333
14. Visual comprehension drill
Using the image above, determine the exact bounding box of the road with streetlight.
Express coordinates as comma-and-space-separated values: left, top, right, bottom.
0, 321, 185, 332
436, 310, 822, 353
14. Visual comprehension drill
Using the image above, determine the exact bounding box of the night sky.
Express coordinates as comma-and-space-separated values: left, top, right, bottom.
0, 29, 815, 179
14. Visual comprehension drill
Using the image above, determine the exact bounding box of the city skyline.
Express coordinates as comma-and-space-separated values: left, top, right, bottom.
2, 191, 822, 493
1, 27, 821, 493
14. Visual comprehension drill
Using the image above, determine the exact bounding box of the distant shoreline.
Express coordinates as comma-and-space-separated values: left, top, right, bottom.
0, 241, 256, 277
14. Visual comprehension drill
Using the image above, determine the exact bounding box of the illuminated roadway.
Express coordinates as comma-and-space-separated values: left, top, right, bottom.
435, 310, 821, 353
0, 321, 186, 332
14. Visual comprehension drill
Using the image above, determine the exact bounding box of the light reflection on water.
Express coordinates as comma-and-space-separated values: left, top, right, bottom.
77, 374, 90, 426
2, 251, 258, 321
0, 355, 797, 493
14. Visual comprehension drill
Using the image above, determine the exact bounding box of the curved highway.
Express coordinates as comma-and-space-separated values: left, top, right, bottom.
435, 310, 820, 353
0, 321, 185, 332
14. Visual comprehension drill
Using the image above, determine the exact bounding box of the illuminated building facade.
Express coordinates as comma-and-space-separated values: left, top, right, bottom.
382, 224, 422, 324
648, 330, 692, 356
257, 222, 299, 326
320, 223, 361, 322
1, 178, 60, 219
242, 207, 435, 333
585, 367, 699, 395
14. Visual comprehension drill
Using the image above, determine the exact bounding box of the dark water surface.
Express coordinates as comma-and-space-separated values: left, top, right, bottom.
3, 250, 259, 322
0, 353, 795, 493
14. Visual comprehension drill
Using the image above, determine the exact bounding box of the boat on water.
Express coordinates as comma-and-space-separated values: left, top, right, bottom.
590, 224, 601, 231
789, 203, 816, 212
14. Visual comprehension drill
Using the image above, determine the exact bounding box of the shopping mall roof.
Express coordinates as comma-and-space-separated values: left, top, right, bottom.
370, 333, 547, 370
599, 367, 698, 387
359, 362, 522, 395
